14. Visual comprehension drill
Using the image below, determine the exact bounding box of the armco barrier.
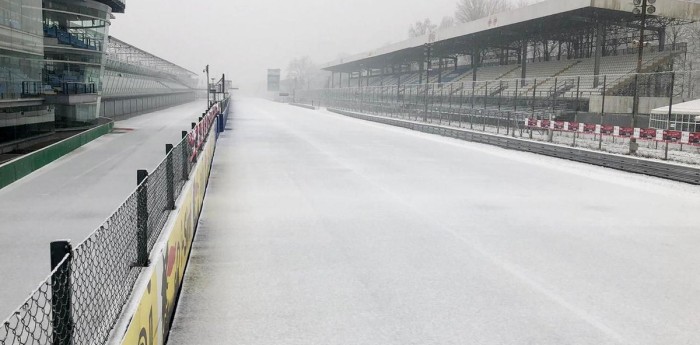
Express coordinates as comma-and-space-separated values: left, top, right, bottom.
289, 102, 317, 110
328, 108, 700, 185
0, 120, 114, 190
108, 109, 218, 345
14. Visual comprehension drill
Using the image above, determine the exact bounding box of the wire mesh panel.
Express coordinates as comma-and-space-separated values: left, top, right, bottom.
0, 266, 58, 345
146, 158, 170, 252
69, 192, 140, 345
0, 99, 227, 345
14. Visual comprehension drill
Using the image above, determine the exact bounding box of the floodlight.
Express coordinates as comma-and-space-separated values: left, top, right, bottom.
646, 5, 656, 14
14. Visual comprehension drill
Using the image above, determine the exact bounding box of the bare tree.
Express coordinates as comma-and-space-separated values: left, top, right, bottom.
286, 56, 317, 90
409, 18, 437, 38
454, 0, 542, 23
455, 0, 511, 23
439, 16, 456, 30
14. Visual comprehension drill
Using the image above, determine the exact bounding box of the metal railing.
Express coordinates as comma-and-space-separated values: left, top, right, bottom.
328, 108, 700, 185
295, 71, 700, 165
0, 97, 230, 345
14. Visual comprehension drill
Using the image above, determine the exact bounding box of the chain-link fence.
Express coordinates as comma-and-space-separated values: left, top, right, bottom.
295, 71, 700, 164
0, 97, 230, 345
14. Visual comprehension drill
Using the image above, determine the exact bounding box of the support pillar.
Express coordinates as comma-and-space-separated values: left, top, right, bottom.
472, 48, 479, 82
658, 27, 666, 52
521, 41, 528, 86
593, 22, 604, 88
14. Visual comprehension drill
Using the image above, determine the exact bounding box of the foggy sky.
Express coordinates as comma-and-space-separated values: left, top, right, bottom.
109, 0, 458, 91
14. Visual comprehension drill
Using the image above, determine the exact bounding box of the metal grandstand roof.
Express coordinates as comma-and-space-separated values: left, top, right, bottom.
651, 98, 700, 116
323, 0, 700, 72
106, 36, 198, 80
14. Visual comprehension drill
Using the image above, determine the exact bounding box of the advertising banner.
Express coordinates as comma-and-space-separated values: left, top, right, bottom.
655, 130, 664, 141
681, 131, 690, 144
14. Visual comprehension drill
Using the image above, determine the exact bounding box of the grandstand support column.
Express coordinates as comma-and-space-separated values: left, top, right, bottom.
339, 72, 342, 89
397, 66, 402, 91
419, 62, 424, 84
331, 72, 335, 89
658, 27, 666, 52
438, 58, 443, 84
472, 48, 479, 82
600, 75, 607, 150
593, 22, 604, 88
520, 41, 528, 86
632, 0, 649, 128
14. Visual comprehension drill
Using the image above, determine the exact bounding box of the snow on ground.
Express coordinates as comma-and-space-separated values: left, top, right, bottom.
370, 112, 700, 166
169, 98, 700, 345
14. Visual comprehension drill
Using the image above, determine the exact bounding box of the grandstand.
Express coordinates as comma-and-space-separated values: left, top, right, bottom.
322, 0, 700, 121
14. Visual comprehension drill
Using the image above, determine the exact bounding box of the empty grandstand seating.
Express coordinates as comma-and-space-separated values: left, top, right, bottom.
346, 48, 680, 102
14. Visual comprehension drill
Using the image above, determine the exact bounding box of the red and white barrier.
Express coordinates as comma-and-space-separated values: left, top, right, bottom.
525, 118, 700, 146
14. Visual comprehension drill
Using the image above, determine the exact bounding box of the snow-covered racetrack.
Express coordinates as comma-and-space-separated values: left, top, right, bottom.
0, 101, 206, 317
168, 98, 700, 345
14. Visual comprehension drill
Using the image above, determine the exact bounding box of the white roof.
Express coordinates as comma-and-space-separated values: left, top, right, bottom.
323, 0, 700, 70
651, 98, 700, 116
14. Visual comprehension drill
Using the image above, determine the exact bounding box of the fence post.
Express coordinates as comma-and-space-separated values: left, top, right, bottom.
599, 75, 607, 150
165, 144, 175, 210
136, 169, 149, 267
665, 71, 675, 161
181, 131, 189, 181
51, 240, 73, 345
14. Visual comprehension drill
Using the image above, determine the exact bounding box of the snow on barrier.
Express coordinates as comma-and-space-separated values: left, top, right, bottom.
525, 118, 700, 146
328, 108, 700, 185
107, 105, 221, 345
289, 102, 318, 110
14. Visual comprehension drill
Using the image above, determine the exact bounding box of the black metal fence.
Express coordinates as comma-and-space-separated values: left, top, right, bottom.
0, 97, 230, 345
296, 72, 700, 164
297, 71, 698, 127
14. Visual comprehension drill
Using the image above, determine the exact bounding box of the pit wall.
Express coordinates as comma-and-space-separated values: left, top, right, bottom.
108, 120, 218, 345
0, 120, 114, 190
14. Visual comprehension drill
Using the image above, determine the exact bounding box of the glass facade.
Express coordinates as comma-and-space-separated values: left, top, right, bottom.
42, 0, 110, 126
0, 0, 53, 144
650, 113, 700, 132
0, 0, 43, 99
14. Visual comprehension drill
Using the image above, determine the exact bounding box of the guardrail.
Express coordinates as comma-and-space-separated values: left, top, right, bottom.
0, 120, 114, 190
289, 102, 317, 110
327, 108, 700, 185
0, 98, 230, 345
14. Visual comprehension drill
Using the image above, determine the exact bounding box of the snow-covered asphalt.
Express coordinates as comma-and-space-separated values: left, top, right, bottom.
173, 98, 698, 344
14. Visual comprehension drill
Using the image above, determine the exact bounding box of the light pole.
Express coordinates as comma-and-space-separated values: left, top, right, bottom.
631, 0, 656, 127
203, 64, 210, 109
